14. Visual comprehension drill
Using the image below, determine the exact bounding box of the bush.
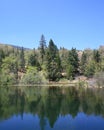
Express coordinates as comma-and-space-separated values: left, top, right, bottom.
20, 73, 41, 85
84, 62, 95, 78
0, 73, 17, 85
19, 66, 48, 85
94, 72, 104, 87
66, 64, 74, 80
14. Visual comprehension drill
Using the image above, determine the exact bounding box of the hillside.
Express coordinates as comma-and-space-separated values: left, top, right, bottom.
0, 38, 104, 86
0, 43, 31, 50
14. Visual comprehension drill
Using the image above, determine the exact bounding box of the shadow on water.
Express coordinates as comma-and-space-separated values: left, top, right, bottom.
0, 85, 104, 129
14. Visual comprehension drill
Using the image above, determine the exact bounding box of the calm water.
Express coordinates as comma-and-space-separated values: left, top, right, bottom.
0, 86, 104, 130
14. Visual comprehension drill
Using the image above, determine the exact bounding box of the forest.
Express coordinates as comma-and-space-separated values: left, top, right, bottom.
0, 35, 104, 86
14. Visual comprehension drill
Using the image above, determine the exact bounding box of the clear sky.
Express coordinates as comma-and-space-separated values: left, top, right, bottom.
0, 0, 104, 50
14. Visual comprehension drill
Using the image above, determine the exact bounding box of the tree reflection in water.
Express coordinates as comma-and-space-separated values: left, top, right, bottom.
0, 86, 104, 129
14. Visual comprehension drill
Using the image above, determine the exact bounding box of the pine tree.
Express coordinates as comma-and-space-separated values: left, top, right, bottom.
45, 39, 61, 81
39, 34, 47, 63
0, 49, 5, 67
93, 49, 101, 71
93, 49, 101, 63
19, 47, 25, 72
80, 52, 87, 74
68, 48, 79, 77
28, 49, 40, 70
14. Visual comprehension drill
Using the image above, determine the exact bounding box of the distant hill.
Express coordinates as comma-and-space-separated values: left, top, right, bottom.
0, 43, 31, 50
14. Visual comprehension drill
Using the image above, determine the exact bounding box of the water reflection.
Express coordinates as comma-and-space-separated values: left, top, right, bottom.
0, 86, 104, 129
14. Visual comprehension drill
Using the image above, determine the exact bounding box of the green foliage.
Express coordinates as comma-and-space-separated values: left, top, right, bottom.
0, 56, 18, 84
59, 48, 69, 72
20, 66, 47, 85
94, 72, 104, 87
0, 39, 104, 85
80, 52, 87, 74
39, 34, 47, 63
0, 49, 5, 67
66, 64, 74, 80
28, 49, 40, 70
84, 61, 95, 77
18, 47, 25, 71
68, 48, 79, 72
0, 73, 17, 85
45, 39, 62, 81
1, 86, 104, 124
28, 54, 36, 66
93, 49, 101, 63
48, 39, 58, 58
20, 72, 41, 85
100, 59, 104, 71
68, 48, 79, 77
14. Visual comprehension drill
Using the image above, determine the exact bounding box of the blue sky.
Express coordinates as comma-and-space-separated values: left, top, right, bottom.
0, 0, 104, 50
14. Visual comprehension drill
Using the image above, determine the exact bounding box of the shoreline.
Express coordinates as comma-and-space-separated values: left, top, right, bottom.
1, 79, 103, 89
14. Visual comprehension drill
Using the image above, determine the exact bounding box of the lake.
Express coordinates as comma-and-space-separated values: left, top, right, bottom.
0, 86, 104, 130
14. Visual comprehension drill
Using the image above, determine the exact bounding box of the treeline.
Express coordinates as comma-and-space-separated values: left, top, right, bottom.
0, 35, 104, 85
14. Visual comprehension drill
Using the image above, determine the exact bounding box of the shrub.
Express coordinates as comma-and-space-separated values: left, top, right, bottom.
94, 72, 104, 87
19, 66, 48, 85
84, 62, 95, 78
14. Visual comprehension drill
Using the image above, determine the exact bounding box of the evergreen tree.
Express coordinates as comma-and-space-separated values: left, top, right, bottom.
28, 49, 40, 70
68, 48, 79, 77
45, 39, 61, 81
48, 39, 58, 58
93, 49, 101, 63
59, 48, 69, 72
19, 47, 25, 71
0, 49, 5, 67
39, 34, 47, 63
66, 64, 74, 80
93, 49, 101, 72
4, 45, 9, 56
84, 61, 95, 77
80, 52, 87, 74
